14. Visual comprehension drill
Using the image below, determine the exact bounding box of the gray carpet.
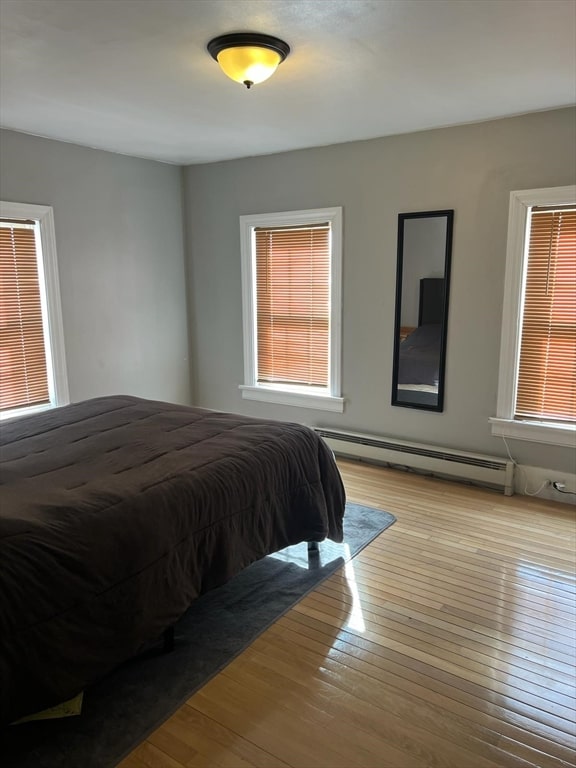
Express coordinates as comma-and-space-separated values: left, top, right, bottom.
2, 503, 395, 768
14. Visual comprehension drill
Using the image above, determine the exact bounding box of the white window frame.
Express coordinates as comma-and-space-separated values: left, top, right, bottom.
239, 207, 344, 412
490, 186, 576, 447
0, 201, 69, 420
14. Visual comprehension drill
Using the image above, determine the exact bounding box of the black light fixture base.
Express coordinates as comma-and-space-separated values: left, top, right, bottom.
207, 32, 290, 63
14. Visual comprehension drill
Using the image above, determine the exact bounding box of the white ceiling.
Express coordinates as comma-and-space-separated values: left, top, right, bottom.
1, 0, 575, 165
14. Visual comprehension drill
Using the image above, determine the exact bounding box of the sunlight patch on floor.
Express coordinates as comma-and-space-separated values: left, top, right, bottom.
343, 544, 366, 633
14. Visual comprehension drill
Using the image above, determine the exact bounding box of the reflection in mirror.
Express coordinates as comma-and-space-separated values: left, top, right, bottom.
392, 210, 453, 411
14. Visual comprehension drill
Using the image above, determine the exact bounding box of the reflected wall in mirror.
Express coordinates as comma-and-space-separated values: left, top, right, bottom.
392, 210, 454, 411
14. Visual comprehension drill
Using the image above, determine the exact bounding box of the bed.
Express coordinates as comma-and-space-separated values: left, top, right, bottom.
0, 395, 346, 725
397, 277, 444, 387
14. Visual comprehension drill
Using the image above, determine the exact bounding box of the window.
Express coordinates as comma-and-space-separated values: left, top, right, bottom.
239, 207, 344, 411
491, 186, 575, 446
0, 202, 69, 419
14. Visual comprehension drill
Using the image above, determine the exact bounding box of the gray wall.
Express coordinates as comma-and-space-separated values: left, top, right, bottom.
0, 129, 191, 406
401, 216, 447, 327
184, 107, 576, 474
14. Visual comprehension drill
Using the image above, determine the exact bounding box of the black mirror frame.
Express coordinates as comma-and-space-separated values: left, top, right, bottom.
391, 209, 454, 412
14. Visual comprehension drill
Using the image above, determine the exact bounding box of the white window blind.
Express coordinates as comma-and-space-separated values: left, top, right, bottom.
255, 224, 330, 388
0, 221, 50, 412
516, 207, 576, 422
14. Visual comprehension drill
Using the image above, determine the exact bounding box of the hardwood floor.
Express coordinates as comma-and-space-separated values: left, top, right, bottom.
119, 459, 576, 768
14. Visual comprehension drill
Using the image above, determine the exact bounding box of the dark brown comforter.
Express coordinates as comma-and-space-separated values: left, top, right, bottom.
0, 395, 345, 725
398, 323, 441, 386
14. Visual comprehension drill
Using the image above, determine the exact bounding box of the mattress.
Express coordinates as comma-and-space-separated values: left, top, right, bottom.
0, 395, 345, 724
398, 323, 441, 386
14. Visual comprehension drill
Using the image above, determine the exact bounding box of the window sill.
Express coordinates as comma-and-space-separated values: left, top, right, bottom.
0, 402, 55, 422
490, 417, 576, 447
240, 385, 345, 412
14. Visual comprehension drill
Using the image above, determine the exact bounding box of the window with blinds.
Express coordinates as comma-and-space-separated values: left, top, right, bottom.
255, 224, 330, 388
240, 207, 343, 411
515, 206, 575, 423
0, 220, 50, 412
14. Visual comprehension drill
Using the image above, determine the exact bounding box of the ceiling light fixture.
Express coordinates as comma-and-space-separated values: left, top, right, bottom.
207, 33, 290, 89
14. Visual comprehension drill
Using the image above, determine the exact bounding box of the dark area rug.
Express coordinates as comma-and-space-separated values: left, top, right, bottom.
1, 503, 395, 768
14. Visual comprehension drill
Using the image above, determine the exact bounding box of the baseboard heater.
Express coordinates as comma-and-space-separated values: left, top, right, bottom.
313, 427, 514, 496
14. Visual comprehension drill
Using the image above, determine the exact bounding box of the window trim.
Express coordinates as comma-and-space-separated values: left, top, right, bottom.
239, 207, 344, 412
490, 186, 576, 446
0, 201, 69, 419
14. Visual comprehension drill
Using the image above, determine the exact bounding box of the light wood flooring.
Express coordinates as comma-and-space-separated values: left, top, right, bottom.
120, 459, 576, 768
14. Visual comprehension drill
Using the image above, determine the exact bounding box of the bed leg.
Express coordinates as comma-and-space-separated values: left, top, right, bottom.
307, 541, 319, 552
163, 626, 175, 653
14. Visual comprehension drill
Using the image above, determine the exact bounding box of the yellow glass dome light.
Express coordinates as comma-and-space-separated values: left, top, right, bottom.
207, 33, 290, 89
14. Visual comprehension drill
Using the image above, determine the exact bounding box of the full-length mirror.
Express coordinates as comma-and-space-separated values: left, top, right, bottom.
391, 210, 453, 411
